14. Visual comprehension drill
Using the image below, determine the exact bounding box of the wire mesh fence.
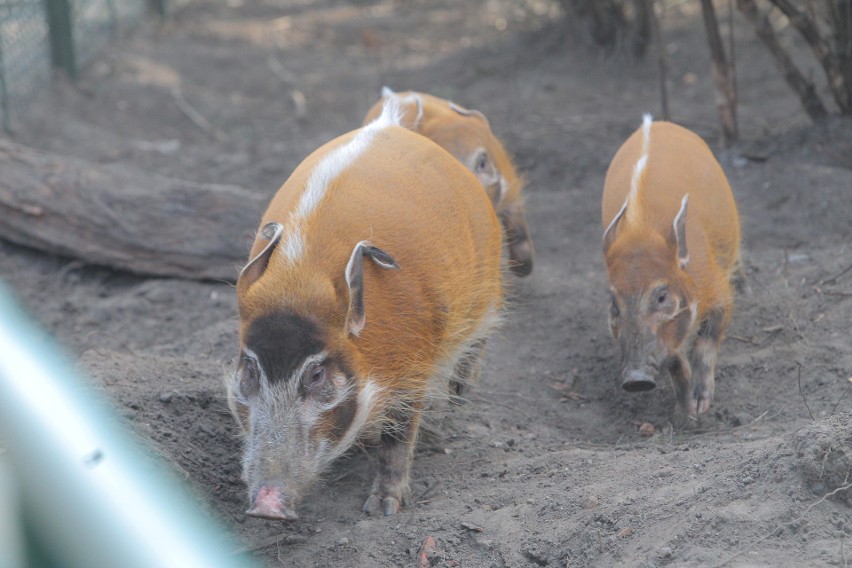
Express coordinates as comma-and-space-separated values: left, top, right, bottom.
0, 0, 51, 131
0, 0, 170, 131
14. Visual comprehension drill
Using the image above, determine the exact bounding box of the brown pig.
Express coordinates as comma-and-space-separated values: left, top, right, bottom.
601, 115, 741, 416
226, 100, 503, 521
362, 87, 534, 276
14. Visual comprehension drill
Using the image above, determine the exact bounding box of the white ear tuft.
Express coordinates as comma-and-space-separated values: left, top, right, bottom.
345, 240, 399, 336
673, 194, 690, 269
381, 86, 396, 98
603, 198, 628, 253
239, 222, 284, 286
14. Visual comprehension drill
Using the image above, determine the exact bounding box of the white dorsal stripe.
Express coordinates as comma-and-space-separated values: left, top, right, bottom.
280, 99, 402, 262
641, 113, 652, 156
626, 113, 653, 224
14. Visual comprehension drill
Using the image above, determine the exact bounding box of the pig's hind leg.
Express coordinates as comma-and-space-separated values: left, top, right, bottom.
363, 402, 423, 516
449, 338, 487, 405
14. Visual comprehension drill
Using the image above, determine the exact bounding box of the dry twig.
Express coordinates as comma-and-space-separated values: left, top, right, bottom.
798, 362, 815, 421
171, 87, 229, 142
819, 262, 852, 286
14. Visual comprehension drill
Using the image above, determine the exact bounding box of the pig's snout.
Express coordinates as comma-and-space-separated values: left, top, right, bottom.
247, 486, 299, 521
508, 239, 534, 277
622, 369, 657, 392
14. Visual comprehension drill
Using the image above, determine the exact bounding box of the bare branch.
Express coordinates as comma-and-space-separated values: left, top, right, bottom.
647, 0, 670, 120
737, 0, 829, 120
701, 0, 738, 144
769, 0, 851, 113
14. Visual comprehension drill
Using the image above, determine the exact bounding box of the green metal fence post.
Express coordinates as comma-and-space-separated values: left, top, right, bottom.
43, 0, 77, 80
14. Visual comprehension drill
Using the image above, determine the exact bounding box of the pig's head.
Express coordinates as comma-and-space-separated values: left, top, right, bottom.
602, 195, 698, 393
228, 225, 395, 521
428, 100, 534, 277
367, 88, 534, 276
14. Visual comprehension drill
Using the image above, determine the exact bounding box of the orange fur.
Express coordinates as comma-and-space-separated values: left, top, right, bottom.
363, 90, 534, 276
602, 121, 740, 321
601, 119, 741, 415
237, 125, 503, 422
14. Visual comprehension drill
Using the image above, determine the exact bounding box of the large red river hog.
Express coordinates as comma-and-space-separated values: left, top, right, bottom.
227, 99, 504, 520
601, 115, 741, 416
363, 87, 535, 277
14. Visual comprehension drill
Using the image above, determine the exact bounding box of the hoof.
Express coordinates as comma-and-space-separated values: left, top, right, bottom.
362, 494, 401, 516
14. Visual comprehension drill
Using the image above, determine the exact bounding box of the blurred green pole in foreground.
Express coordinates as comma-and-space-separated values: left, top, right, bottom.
0, 284, 257, 568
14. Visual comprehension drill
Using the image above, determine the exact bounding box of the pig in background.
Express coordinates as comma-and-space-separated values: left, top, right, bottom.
601, 115, 741, 417
363, 87, 535, 277
226, 99, 504, 521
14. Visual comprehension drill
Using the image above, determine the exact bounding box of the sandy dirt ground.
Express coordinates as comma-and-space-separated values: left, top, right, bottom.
1, 1, 851, 566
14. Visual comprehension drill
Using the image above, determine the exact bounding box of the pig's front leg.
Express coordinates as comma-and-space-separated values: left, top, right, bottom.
669, 354, 693, 415
363, 403, 422, 516
688, 307, 728, 415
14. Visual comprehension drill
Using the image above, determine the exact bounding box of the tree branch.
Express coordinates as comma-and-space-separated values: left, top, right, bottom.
737, 0, 829, 120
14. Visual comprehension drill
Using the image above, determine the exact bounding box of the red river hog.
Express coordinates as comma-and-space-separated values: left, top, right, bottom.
227, 100, 503, 520
601, 115, 741, 416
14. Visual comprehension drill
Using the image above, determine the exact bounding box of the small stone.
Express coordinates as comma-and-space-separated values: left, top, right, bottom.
639, 423, 656, 437
659, 546, 673, 558
617, 527, 634, 538
580, 495, 599, 509
158, 392, 173, 403
337, 537, 349, 545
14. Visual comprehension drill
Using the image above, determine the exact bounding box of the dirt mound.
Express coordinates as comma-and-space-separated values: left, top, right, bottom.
795, 411, 852, 504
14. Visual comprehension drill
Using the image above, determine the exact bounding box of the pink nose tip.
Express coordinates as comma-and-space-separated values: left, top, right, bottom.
246, 486, 298, 521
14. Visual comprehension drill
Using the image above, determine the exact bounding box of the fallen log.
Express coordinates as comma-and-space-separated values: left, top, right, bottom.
0, 139, 267, 282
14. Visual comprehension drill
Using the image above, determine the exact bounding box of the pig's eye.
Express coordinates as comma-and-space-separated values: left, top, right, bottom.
474, 151, 489, 173
652, 286, 675, 314
310, 366, 327, 385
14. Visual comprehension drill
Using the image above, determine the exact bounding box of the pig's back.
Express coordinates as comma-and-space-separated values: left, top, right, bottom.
257, 125, 503, 381
602, 121, 740, 272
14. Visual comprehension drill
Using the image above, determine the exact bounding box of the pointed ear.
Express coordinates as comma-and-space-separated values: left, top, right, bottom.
602, 199, 628, 254
239, 222, 283, 288
345, 240, 400, 337
672, 194, 689, 269
449, 101, 490, 128
381, 86, 396, 98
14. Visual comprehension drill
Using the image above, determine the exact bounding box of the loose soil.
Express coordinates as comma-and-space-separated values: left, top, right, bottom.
2, 1, 851, 566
